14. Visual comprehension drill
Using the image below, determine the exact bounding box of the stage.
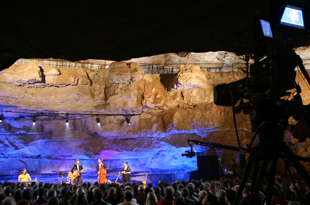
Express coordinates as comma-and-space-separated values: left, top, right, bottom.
0, 167, 195, 186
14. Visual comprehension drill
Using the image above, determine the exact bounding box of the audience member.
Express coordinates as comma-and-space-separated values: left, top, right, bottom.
172, 197, 185, 205
224, 189, 235, 205
118, 190, 137, 205
136, 185, 147, 205
202, 193, 218, 205
34, 188, 46, 205
145, 192, 158, 205
1, 197, 16, 205
90, 188, 111, 205
180, 188, 194, 205
158, 187, 174, 205
105, 187, 119, 205
46, 196, 59, 205
238, 184, 251, 205
153, 186, 164, 202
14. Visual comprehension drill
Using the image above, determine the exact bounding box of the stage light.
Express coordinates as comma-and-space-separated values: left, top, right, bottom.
0, 114, 3, 122
125, 115, 131, 125
33, 116, 36, 125
65, 113, 69, 125
96, 117, 100, 125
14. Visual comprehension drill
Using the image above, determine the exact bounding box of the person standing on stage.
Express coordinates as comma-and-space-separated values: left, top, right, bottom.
71, 159, 84, 185
96, 155, 107, 183
122, 162, 131, 184
18, 168, 32, 182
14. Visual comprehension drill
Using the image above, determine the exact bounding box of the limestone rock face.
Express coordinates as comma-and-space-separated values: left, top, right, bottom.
0, 60, 42, 86
104, 80, 144, 113
142, 74, 165, 108
108, 62, 144, 83
173, 64, 209, 90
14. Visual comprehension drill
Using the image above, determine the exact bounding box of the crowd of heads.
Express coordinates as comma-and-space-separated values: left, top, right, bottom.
0, 172, 310, 205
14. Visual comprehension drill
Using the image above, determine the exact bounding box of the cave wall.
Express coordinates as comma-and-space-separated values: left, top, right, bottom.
1, 50, 310, 182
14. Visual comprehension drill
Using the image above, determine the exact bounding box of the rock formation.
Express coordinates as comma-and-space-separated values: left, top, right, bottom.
1, 50, 310, 183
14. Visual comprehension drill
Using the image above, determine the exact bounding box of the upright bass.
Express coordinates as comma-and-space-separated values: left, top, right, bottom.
98, 155, 107, 184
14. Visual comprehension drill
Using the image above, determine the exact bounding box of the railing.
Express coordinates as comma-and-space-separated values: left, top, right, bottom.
14, 58, 247, 74
14, 58, 108, 70
14, 58, 310, 74
138, 63, 246, 74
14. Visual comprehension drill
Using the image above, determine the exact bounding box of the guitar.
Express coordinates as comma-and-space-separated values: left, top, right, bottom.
19, 177, 37, 183
143, 173, 149, 188
69, 168, 87, 180
115, 172, 120, 183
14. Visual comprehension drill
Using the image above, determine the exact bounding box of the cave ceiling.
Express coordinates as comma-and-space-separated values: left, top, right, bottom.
1, 0, 310, 70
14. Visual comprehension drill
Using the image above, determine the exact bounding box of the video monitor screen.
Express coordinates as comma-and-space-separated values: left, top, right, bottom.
280, 5, 304, 29
260, 19, 273, 38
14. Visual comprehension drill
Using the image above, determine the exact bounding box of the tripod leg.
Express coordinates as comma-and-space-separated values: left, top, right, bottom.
282, 157, 304, 202
249, 158, 269, 204
265, 158, 278, 205
233, 155, 254, 205
283, 144, 310, 187
251, 159, 260, 194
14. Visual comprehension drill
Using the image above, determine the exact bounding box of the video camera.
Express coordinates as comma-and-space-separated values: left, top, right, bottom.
214, 1, 310, 132
181, 139, 196, 158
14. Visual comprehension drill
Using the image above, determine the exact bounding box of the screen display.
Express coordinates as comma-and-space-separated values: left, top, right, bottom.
260, 19, 273, 38
280, 5, 304, 29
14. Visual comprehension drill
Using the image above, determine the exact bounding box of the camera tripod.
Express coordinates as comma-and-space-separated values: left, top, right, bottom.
233, 141, 310, 205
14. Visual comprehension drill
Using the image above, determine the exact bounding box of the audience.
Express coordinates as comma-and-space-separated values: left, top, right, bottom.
1, 171, 310, 205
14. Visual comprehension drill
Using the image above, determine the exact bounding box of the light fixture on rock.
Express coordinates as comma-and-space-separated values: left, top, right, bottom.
33, 116, 36, 125
65, 113, 69, 125
125, 115, 131, 125
96, 117, 100, 125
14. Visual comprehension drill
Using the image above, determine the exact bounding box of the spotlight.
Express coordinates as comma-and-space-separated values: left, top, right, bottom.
65, 113, 69, 125
0, 114, 3, 122
96, 117, 100, 125
33, 116, 36, 125
125, 115, 131, 125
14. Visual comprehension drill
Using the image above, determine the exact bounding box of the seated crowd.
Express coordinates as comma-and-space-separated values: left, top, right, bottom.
0, 173, 309, 205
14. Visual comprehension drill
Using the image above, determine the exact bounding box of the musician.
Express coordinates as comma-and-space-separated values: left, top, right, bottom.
71, 159, 83, 185
96, 155, 106, 179
18, 168, 31, 182
122, 162, 131, 184
96, 155, 107, 183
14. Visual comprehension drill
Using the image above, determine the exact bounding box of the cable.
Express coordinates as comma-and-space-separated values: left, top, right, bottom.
232, 103, 243, 152
232, 100, 273, 154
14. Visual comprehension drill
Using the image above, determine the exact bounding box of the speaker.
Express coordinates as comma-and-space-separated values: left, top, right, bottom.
197, 156, 219, 180
189, 170, 199, 181
238, 154, 246, 168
